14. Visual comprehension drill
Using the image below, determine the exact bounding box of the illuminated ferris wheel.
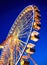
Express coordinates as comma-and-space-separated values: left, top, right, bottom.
0, 5, 41, 65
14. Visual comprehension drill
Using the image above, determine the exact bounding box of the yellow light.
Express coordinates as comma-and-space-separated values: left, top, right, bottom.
31, 31, 39, 36
26, 48, 34, 54
20, 59, 24, 65
27, 43, 35, 48
26, 48, 30, 53
30, 36, 39, 42
23, 11, 25, 14
0, 45, 4, 48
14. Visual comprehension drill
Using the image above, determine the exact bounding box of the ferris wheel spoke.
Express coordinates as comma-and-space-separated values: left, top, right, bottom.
19, 50, 22, 55
18, 19, 32, 34
20, 24, 31, 33
19, 32, 29, 38
22, 16, 33, 28
20, 15, 33, 27
19, 42, 25, 47
20, 41, 27, 45
19, 36, 27, 40
19, 24, 31, 34
16, 12, 33, 31
20, 22, 32, 35
20, 10, 33, 24
20, 32, 29, 36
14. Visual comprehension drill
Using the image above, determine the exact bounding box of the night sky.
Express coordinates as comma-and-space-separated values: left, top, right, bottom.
0, 0, 47, 65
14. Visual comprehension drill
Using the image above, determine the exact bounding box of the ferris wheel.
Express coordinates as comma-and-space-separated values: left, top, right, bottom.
0, 5, 41, 65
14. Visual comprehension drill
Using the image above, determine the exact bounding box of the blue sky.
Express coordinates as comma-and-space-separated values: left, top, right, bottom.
0, 0, 47, 65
